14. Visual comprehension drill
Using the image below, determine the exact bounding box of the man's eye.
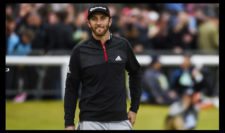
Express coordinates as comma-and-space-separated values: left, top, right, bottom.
91, 17, 97, 21
101, 16, 106, 20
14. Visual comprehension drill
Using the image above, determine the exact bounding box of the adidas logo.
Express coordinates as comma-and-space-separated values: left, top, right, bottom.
115, 56, 122, 61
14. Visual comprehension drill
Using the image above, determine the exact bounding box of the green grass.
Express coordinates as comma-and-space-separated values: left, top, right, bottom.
6, 100, 219, 130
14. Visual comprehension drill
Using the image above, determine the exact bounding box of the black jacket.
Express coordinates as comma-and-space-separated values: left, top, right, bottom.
64, 34, 142, 127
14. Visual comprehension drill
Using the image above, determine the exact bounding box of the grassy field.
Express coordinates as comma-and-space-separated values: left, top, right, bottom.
6, 100, 219, 130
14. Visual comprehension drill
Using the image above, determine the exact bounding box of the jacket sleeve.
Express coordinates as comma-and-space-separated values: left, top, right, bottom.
125, 41, 142, 113
64, 46, 81, 127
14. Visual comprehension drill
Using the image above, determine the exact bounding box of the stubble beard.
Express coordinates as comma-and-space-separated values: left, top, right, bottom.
91, 24, 110, 37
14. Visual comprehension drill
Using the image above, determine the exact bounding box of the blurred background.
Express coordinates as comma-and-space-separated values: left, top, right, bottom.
5, 3, 219, 130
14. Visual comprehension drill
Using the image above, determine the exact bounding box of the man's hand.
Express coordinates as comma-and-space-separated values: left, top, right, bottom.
128, 111, 137, 126
65, 125, 75, 130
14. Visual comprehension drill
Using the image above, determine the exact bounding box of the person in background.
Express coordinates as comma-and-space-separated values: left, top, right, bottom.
72, 11, 89, 45
133, 43, 144, 54
197, 8, 219, 51
45, 10, 74, 52
6, 15, 21, 99
11, 28, 34, 55
170, 54, 205, 97
25, 11, 48, 53
6, 16, 20, 55
43, 10, 75, 99
165, 89, 199, 130
142, 55, 178, 105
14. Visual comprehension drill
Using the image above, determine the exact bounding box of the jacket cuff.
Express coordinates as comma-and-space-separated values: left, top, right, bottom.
65, 119, 75, 128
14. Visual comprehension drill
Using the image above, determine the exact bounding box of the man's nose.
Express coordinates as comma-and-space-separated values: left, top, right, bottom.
96, 19, 102, 25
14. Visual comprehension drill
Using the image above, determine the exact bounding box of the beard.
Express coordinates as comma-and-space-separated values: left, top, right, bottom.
90, 23, 110, 37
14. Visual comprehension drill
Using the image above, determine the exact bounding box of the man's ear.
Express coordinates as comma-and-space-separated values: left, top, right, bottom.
109, 17, 112, 27
87, 20, 91, 28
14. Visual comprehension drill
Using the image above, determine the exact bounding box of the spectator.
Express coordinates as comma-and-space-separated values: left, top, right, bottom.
197, 8, 219, 51
170, 54, 205, 97
72, 11, 89, 45
170, 11, 197, 53
6, 16, 20, 96
15, 4, 33, 34
119, 7, 140, 48
6, 16, 20, 55
6, 5, 15, 18
165, 89, 199, 130
149, 11, 173, 50
25, 11, 48, 52
108, 4, 120, 35
133, 43, 144, 54
136, 8, 151, 49
164, 3, 184, 32
142, 56, 178, 105
44, 10, 75, 99
64, 4, 76, 25
45, 10, 74, 52
11, 28, 34, 55
47, 11, 59, 25
7, 28, 38, 101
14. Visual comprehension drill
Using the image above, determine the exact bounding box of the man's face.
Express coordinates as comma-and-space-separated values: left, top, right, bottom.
88, 12, 111, 36
182, 56, 191, 68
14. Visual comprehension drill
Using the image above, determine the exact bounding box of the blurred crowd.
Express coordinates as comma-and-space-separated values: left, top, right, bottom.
141, 53, 219, 104
6, 3, 219, 55
142, 54, 219, 130
6, 4, 219, 105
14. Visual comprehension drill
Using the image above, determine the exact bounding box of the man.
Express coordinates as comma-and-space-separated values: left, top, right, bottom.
64, 5, 142, 130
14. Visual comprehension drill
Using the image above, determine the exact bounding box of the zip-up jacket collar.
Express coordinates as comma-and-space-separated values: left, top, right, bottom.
90, 32, 112, 46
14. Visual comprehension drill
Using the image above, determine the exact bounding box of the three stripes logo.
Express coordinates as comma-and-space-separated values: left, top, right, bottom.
115, 56, 122, 61
6, 68, 10, 72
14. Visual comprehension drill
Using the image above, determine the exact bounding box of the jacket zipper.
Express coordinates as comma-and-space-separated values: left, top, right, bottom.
100, 42, 108, 62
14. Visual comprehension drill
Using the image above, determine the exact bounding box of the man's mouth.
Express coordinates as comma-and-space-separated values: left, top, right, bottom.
96, 27, 104, 32
96, 27, 103, 29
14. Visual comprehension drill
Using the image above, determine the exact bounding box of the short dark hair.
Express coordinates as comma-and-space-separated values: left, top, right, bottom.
6, 15, 15, 23
21, 28, 35, 41
56, 10, 68, 22
150, 55, 160, 66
